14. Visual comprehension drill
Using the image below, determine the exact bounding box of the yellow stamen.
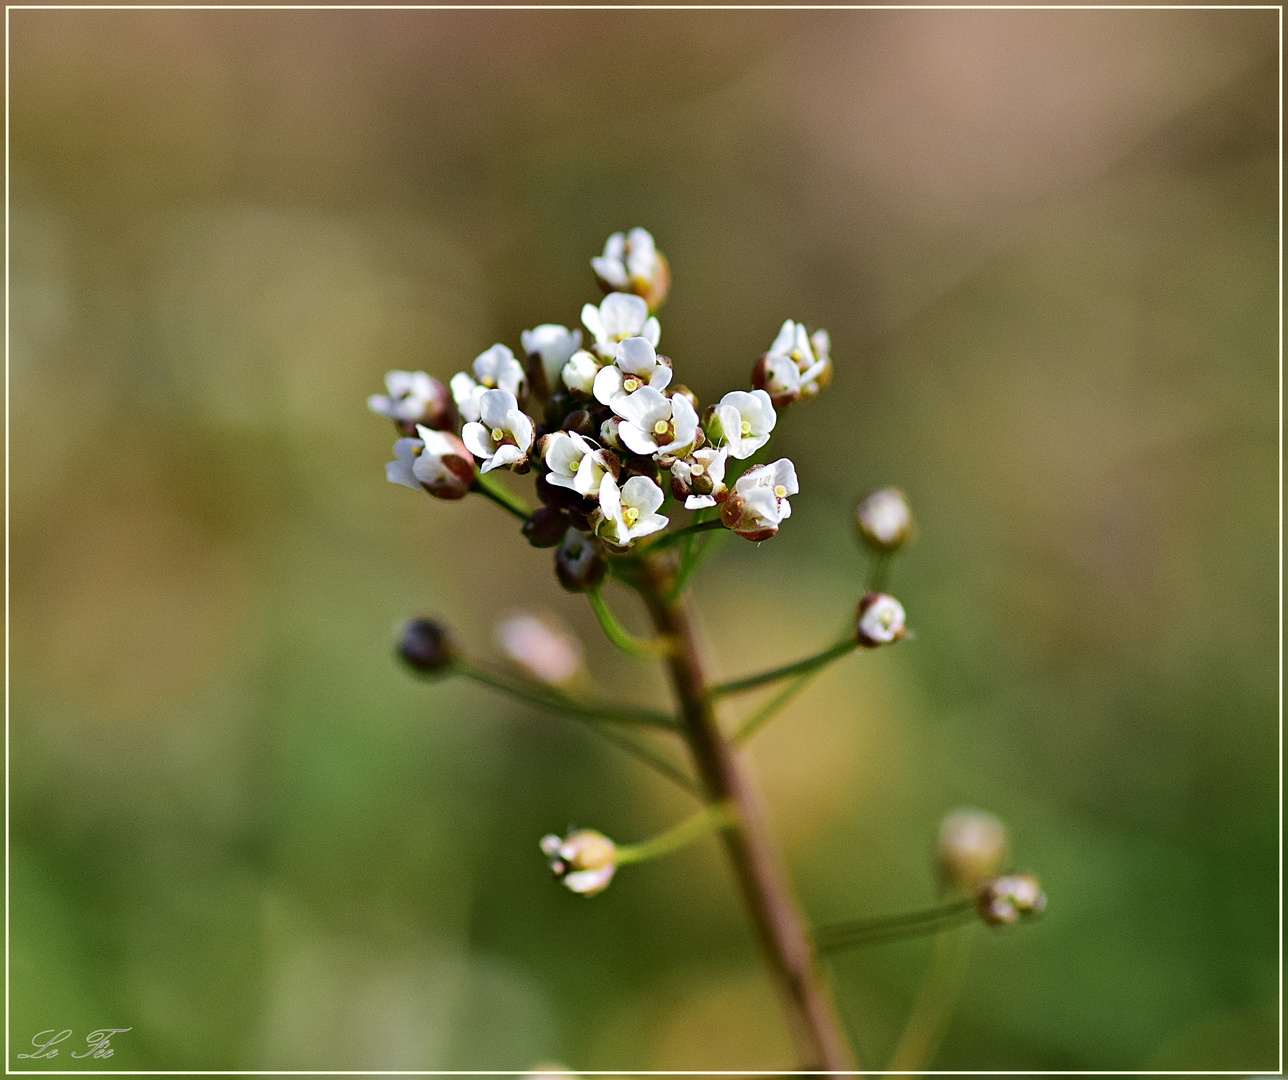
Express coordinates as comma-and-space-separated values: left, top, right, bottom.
690, 464, 704, 477
482, 377, 496, 389
773, 485, 787, 498
491, 427, 506, 442
653, 420, 669, 435
623, 377, 640, 393
740, 420, 752, 435
624, 507, 640, 524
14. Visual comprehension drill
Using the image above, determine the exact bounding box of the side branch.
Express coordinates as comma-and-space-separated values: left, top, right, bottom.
709, 636, 857, 699
452, 660, 678, 729
587, 589, 673, 659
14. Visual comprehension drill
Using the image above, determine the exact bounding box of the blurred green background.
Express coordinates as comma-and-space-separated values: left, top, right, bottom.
8, 8, 1279, 1072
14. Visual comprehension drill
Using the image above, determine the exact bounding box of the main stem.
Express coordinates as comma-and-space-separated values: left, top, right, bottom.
636, 559, 856, 1071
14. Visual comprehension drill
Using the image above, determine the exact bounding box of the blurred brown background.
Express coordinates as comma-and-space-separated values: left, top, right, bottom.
8, 7, 1279, 1071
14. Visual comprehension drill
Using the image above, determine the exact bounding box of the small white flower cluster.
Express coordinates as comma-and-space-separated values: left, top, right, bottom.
368, 228, 835, 584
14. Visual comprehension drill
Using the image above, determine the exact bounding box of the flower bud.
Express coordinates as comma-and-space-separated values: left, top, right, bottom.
522, 506, 568, 548
855, 592, 906, 648
535, 473, 585, 511
591, 227, 670, 311
976, 873, 1047, 926
496, 613, 583, 685
937, 809, 1008, 891
554, 528, 607, 593
561, 409, 598, 438
561, 349, 601, 397
397, 617, 458, 674
856, 487, 914, 552
540, 828, 617, 896
667, 383, 700, 414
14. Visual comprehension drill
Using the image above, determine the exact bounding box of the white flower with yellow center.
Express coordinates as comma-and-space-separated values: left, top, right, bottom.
385, 428, 475, 500
461, 388, 535, 473
542, 431, 617, 497
368, 370, 452, 429
521, 324, 582, 397
710, 389, 776, 459
593, 473, 668, 547
719, 458, 799, 540
614, 387, 699, 461
753, 320, 832, 408
540, 829, 618, 896
591, 228, 670, 310
582, 293, 660, 360
670, 447, 729, 510
592, 336, 673, 410
855, 592, 907, 648
450, 343, 527, 423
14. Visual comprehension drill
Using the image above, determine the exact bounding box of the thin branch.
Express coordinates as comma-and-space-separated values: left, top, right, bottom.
709, 636, 858, 699
886, 924, 976, 1075
452, 659, 678, 729
639, 517, 724, 554
732, 670, 815, 743
815, 898, 976, 954
587, 588, 672, 659
469, 473, 531, 521
668, 525, 726, 601
583, 725, 704, 799
615, 800, 738, 865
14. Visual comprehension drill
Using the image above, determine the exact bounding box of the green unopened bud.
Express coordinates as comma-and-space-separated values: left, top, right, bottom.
977, 873, 1046, 926
855, 487, 914, 552
937, 809, 1008, 891
397, 617, 457, 675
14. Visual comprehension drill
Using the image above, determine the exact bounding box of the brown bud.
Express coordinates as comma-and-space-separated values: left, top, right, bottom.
555, 529, 606, 593
668, 383, 699, 414
522, 506, 568, 548
561, 409, 598, 438
535, 473, 585, 511
397, 617, 458, 674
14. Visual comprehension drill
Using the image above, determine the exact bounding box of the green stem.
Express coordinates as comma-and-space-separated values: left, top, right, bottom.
709, 636, 858, 699
615, 801, 738, 865
732, 671, 814, 743
452, 659, 678, 729
640, 518, 725, 554
886, 924, 976, 1074
815, 898, 977, 953
470, 473, 531, 521
867, 551, 892, 594
587, 589, 671, 659
668, 526, 726, 601
581, 725, 703, 799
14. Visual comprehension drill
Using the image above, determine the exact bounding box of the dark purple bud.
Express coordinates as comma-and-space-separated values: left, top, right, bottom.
397, 617, 458, 674
555, 529, 607, 593
522, 506, 568, 548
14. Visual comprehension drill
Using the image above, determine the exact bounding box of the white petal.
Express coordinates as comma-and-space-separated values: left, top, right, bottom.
642, 316, 661, 347
628, 512, 668, 541
685, 494, 717, 510
619, 423, 659, 457
545, 432, 583, 476
562, 865, 614, 895
591, 256, 628, 289
649, 363, 672, 392
482, 444, 525, 473
614, 385, 668, 429
592, 365, 625, 407
622, 475, 664, 516
602, 231, 626, 260
386, 437, 424, 489
581, 303, 605, 343
479, 388, 518, 428
615, 336, 656, 375
600, 293, 647, 339
669, 393, 699, 444
461, 422, 495, 460
769, 458, 799, 495
368, 394, 395, 419
505, 408, 535, 452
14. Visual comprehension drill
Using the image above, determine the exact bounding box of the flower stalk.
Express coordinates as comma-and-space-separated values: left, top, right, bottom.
470, 473, 531, 521
586, 588, 673, 659
615, 800, 738, 865
709, 635, 858, 699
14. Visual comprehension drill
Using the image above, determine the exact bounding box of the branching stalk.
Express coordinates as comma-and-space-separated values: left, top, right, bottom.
635, 558, 855, 1071
587, 588, 672, 659
732, 671, 816, 743
886, 924, 976, 1075
709, 636, 858, 699
816, 897, 976, 953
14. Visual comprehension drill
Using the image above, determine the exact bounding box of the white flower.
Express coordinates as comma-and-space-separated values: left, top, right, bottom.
856, 487, 914, 550
752, 320, 832, 408
582, 293, 660, 359
561, 349, 602, 397
591, 228, 670, 310
592, 336, 672, 410
977, 873, 1047, 926
540, 829, 617, 896
614, 387, 699, 461
368, 370, 452, 429
450, 344, 527, 422
709, 389, 776, 460
385, 429, 475, 499
670, 446, 729, 510
496, 613, 583, 685
461, 388, 535, 473
593, 473, 668, 548
522, 324, 582, 396
855, 592, 906, 647
719, 458, 798, 540
542, 431, 617, 497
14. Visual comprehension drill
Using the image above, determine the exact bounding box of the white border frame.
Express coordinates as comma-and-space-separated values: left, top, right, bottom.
3, 4, 1281, 1075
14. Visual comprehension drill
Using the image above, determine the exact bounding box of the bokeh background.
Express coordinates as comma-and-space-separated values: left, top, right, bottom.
8, 7, 1280, 1072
